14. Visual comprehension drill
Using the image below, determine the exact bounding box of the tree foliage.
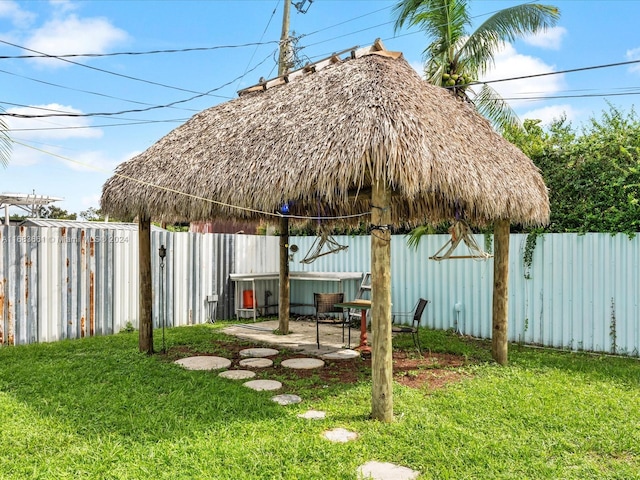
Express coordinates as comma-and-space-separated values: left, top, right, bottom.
504, 105, 640, 235
38, 206, 77, 220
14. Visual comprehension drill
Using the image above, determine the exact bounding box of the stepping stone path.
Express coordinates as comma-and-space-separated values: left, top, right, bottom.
281, 358, 324, 369
271, 394, 302, 405
239, 348, 279, 358
323, 427, 358, 443
298, 410, 326, 420
322, 349, 360, 360
243, 379, 282, 391
218, 369, 256, 380
239, 357, 273, 368
174, 356, 231, 371
356, 461, 420, 480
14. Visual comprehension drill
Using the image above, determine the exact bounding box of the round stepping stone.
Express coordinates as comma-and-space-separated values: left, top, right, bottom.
218, 369, 256, 380
322, 349, 360, 360
281, 358, 324, 370
174, 356, 231, 371
271, 394, 302, 405
323, 427, 357, 443
298, 410, 326, 420
243, 379, 282, 391
356, 461, 420, 480
239, 357, 273, 368
239, 347, 279, 358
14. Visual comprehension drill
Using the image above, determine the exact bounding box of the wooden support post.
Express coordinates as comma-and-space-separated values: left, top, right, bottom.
492, 219, 510, 365
370, 180, 393, 422
278, 216, 290, 334
138, 215, 153, 354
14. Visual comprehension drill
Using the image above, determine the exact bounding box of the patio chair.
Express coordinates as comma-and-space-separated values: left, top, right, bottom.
392, 298, 429, 354
314, 292, 350, 349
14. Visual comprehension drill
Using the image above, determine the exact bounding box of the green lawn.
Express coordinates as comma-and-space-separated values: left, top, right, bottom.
0, 323, 638, 479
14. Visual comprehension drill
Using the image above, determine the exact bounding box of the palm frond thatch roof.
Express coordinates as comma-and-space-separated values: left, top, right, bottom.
101, 45, 549, 227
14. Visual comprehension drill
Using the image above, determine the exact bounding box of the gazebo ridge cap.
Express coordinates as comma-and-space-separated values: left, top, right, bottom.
237, 38, 402, 96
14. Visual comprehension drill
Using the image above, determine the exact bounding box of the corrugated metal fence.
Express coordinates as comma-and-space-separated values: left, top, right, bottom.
286, 233, 640, 356
0, 226, 234, 344
1, 226, 639, 356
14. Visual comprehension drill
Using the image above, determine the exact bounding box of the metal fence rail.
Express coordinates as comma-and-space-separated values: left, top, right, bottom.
1, 226, 638, 357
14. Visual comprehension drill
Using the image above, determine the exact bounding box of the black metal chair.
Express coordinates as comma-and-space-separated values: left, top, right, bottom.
314, 292, 350, 349
392, 298, 429, 353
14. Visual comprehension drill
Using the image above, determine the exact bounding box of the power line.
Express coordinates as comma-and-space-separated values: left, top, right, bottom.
6, 55, 640, 121
0, 68, 202, 113
8, 118, 188, 132
0, 39, 230, 98
0, 41, 279, 60
0, 51, 276, 118
236, 0, 281, 92
479, 59, 640, 86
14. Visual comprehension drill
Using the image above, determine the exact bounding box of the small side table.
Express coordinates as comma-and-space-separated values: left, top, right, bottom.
334, 299, 372, 352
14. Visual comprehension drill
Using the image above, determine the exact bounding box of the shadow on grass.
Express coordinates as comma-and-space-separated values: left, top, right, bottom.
0, 324, 373, 444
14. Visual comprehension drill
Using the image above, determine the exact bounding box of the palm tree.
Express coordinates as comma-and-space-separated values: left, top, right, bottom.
393, 0, 560, 131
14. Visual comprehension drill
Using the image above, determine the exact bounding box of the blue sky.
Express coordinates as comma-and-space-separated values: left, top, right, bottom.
1, 0, 639, 217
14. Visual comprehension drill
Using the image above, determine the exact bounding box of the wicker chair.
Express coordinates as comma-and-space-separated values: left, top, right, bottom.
314, 292, 350, 349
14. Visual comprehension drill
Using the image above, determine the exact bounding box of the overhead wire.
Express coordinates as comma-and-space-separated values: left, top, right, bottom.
0, 50, 277, 118
0, 39, 230, 98
0, 40, 280, 60
0, 68, 202, 113
235, 0, 281, 92
8, 118, 188, 132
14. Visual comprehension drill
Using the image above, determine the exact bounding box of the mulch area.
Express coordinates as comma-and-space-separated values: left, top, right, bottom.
165, 340, 471, 391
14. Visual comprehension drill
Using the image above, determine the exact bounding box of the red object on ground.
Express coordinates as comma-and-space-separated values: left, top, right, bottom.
242, 290, 254, 309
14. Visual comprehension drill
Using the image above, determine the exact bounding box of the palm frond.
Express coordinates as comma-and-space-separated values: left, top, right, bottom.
461, 4, 560, 74
471, 84, 522, 133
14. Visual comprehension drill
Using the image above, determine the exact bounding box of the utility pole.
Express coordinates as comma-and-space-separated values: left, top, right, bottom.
276, 0, 313, 335
277, 0, 292, 335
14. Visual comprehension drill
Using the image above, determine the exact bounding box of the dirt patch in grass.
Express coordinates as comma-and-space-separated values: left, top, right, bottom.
392, 351, 470, 390
164, 341, 471, 391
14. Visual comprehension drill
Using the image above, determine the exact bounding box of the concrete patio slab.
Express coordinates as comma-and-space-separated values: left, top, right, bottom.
223, 320, 360, 357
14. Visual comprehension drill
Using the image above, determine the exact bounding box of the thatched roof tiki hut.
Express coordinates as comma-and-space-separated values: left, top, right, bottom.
101, 41, 549, 422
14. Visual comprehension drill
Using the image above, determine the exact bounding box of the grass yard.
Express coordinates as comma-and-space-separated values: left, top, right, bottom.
0, 322, 638, 479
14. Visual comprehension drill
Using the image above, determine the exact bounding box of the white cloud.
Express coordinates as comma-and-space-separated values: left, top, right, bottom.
519, 104, 579, 126
0, 1, 36, 28
49, 0, 78, 14
25, 14, 128, 68
626, 47, 640, 74
523, 26, 567, 50
480, 42, 565, 108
